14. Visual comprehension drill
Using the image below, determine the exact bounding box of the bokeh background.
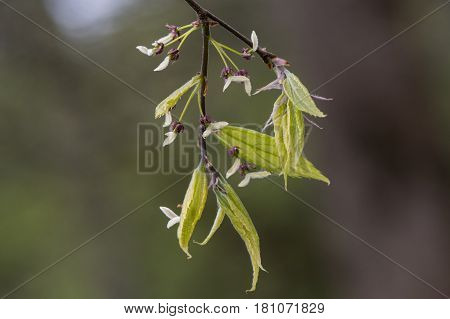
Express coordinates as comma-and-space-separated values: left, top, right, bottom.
1, 0, 449, 298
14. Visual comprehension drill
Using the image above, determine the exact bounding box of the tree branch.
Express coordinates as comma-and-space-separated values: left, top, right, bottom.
199, 16, 210, 163
183, 0, 277, 66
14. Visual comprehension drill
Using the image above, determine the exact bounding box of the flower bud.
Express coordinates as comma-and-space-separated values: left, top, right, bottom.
221, 67, 233, 79
241, 48, 252, 60
234, 69, 249, 77
166, 24, 180, 38
200, 115, 212, 126
239, 163, 251, 176
227, 146, 239, 157
154, 43, 164, 55
168, 48, 180, 61
171, 121, 185, 133
272, 57, 290, 67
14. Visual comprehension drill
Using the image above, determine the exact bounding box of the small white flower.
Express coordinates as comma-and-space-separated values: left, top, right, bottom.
223, 76, 252, 96
136, 46, 155, 57
163, 131, 177, 147
163, 112, 172, 128
154, 56, 171, 72
251, 31, 259, 51
203, 122, 229, 138
238, 171, 271, 187
226, 158, 241, 179
159, 207, 180, 229
152, 33, 175, 47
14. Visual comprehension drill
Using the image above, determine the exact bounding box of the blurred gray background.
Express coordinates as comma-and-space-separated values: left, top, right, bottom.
0, 0, 449, 298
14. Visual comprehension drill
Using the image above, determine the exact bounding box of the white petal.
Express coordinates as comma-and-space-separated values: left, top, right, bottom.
163, 132, 177, 146
238, 175, 252, 187
238, 171, 271, 187
226, 158, 241, 179
210, 121, 229, 130
136, 46, 154, 57
160, 206, 178, 219
202, 127, 213, 138
247, 171, 271, 179
223, 78, 232, 92
251, 31, 259, 51
163, 112, 172, 128
167, 217, 180, 229
243, 78, 252, 96
153, 33, 174, 46
229, 75, 249, 83
223, 76, 252, 96
154, 56, 170, 72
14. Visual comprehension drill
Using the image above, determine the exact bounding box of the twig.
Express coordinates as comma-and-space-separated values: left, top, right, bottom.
183, 0, 277, 66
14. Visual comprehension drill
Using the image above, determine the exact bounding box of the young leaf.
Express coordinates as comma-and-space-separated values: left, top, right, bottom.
282, 69, 325, 118
196, 201, 225, 246
216, 126, 329, 185
214, 177, 264, 292
215, 126, 280, 173
273, 95, 305, 188
290, 156, 330, 185
177, 163, 208, 258
155, 75, 201, 119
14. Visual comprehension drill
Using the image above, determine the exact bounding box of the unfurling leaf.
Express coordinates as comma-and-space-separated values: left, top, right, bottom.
215, 126, 280, 173
282, 69, 325, 118
216, 126, 329, 184
196, 200, 225, 246
155, 75, 201, 119
177, 163, 208, 258
214, 177, 264, 292
273, 94, 305, 188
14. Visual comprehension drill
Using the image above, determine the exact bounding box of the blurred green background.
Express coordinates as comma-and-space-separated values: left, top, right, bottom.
1, 0, 449, 298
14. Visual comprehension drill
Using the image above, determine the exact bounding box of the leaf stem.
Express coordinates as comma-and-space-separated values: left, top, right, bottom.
179, 84, 199, 121
211, 39, 229, 68
215, 41, 242, 56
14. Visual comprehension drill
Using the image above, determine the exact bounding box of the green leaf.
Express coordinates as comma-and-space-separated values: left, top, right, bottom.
215, 126, 280, 173
177, 163, 208, 258
290, 156, 330, 185
282, 69, 325, 118
216, 125, 329, 185
155, 75, 201, 119
273, 95, 305, 189
195, 202, 225, 246
214, 178, 264, 292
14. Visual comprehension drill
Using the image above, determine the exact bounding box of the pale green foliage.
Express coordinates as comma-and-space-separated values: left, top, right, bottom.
215, 125, 329, 185
273, 95, 305, 188
216, 126, 281, 172
283, 70, 325, 118
196, 202, 225, 246
155, 75, 201, 119
177, 163, 208, 258
290, 157, 330, 184
214, 177, 264, 292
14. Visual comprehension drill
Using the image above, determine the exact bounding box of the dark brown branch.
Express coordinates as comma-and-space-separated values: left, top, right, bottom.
183, 0, 277, 66
199, 17, 210, 163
